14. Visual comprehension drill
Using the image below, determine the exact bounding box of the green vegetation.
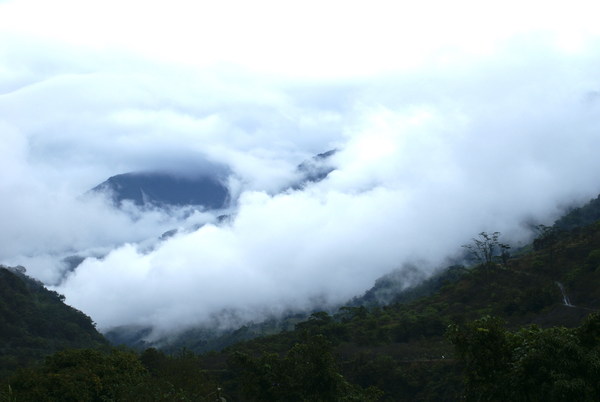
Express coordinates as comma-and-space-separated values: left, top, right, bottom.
2, 196, 600, 400
462, 231, 510, 267
448, 313, 600, 401
228, 334, 382, 401
7, 349, 148, 401
0, 267, 107, 379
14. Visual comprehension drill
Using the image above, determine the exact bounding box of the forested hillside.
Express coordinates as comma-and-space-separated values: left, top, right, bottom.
212, 217, 600, 400
554, 194, 600, 231
2, 195, 600, 400
0, 266, 107, 379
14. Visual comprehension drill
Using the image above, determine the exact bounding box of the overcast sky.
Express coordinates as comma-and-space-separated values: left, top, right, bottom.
1, 0, 600, 337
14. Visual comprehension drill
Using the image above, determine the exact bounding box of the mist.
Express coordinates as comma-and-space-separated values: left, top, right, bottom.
1, 1, 600, 338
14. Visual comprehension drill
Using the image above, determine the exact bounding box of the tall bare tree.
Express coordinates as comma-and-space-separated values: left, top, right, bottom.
462, 232, 508, 267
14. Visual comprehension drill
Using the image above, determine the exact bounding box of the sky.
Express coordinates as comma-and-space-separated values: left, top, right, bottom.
1, 0, 600, 338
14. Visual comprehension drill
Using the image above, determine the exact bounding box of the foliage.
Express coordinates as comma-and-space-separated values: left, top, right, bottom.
554, 194, 600, 231
449, 313, 600, 401
7, 349, 148, 401
139, 347, 218, 400
0, 267, 107, 379
462, 231, 510, 267
3, 347, 225, 401
228, 334, 382, 401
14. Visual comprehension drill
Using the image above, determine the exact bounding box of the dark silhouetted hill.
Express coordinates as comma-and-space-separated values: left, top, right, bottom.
90, 172, 230, 209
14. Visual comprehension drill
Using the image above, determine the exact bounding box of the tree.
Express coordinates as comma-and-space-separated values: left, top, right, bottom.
7, 349, 150, 401
229, 334, 382, 401
533, 224, 562, 262
448, 314, 600, 401
462, 232, 509, 267
498, 242, 511, 266
447, 316, 512, 399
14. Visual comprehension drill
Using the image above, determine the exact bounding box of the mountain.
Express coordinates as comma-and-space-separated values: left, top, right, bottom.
554, 193, 600, 231
106, 191, 600, 356
208, 212, 600, 400
88, 150, 336, 212
90, 172, 230, 209
4, 194, 600, 400
90, 150, 338, 350
0, 266, 107, 379
290, 149, 337, 190
6, 206, 600, 400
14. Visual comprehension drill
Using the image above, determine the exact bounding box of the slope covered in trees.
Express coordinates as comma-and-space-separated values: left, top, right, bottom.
554, 194, 600, 231
0, 266, 107, 379
213, 218, 600, 400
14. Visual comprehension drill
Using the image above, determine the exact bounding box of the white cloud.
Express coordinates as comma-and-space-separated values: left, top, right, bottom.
55, 40, 600, 335
1, 0, 600, 337
2, 0, 599, 78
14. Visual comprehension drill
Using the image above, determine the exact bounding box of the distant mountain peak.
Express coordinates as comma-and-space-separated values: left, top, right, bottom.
90, 171, 230, 210
291, 149, 337, 189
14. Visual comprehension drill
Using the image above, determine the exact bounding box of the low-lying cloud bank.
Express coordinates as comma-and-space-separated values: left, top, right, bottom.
57, 42, 600, 337
1, 21, 600, 338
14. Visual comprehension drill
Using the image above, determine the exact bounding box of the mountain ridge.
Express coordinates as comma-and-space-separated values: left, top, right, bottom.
90, 172, 230, 209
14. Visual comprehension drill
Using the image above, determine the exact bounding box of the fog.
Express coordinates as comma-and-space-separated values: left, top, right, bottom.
1, 1, 600, 337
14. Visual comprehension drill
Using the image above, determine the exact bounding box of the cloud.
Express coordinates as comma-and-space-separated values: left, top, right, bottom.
48, 39, 600, 337
3, 0, 599, 78
1, 1, 600, 338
